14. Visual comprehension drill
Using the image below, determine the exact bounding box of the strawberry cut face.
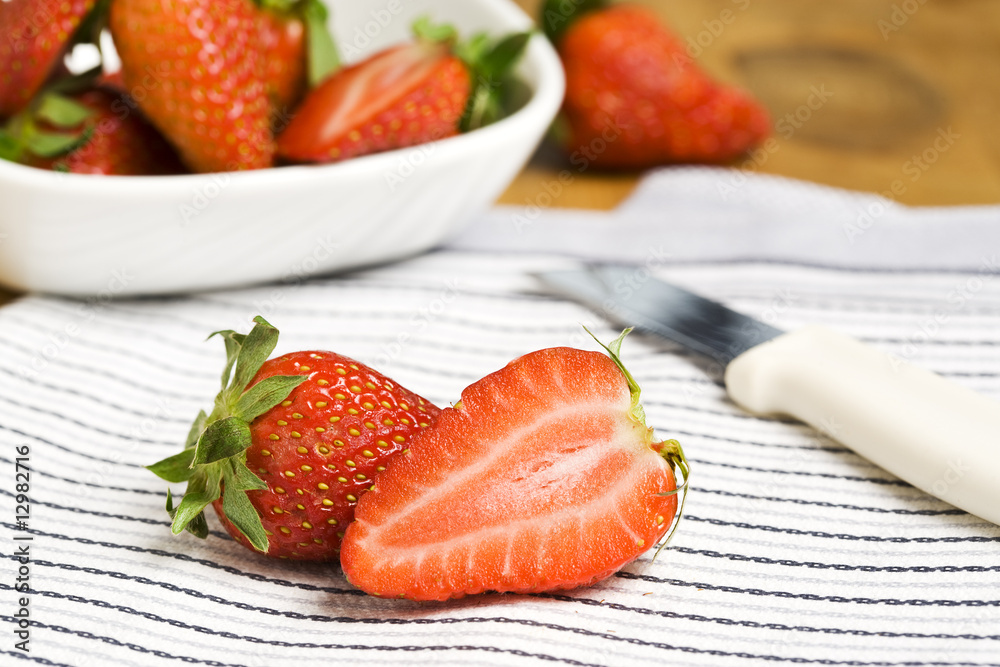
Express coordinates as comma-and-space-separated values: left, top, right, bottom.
276, 40, 469, 163
340, 340, 686, 601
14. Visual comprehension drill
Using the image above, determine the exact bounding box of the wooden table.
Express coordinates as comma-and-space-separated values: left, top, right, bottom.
502, 0, 1000, 209
2, 0, 996, 306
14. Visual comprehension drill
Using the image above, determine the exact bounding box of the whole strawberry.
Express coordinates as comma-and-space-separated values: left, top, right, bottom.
545, 1, 770, 168
276, 19, 529, 164
28, 87, 187, 175
109, 0, 274, 172
341, 329, 688, 600
256, 0, 340, 116
258, 7, 307, 113
148, 316, 441, 560
0, 0, 97, 117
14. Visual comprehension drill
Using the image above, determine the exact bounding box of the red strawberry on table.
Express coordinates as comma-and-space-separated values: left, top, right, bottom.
148, 316, 441, 561
276, 19, 530, 164
0, 0, 97, 117
109, 0, 275, 172
340, 329, 688, 600
544, 0, 770, 168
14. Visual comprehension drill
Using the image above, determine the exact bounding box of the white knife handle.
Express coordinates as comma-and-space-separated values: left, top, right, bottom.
724, 325, 1000, 525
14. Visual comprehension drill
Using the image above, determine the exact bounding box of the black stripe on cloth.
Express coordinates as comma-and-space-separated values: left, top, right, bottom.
0, 488, 169, 528
694, 291, 1000, 313
0, 456, 163, 496
187, 295, 1000, 349
0, 610, 605, 667
686, 458, 907, 485
2, 305, 221, 356
612, 572, 1000, 606
152, 295, 1000, 351
683, 515, 1000, 543
0, 523, 359, 594
2, 650, 76, 667
644, 399, 805, 427
9, 558, 1000, 643
0, 393, 175, 446
669, 546, 1000, 575
428, 246, 1000, 276
7, 587, 1000, 666
0, 335, 205, 401
9, 492, 996, 576
693, 487, 964, 515
657, 426, 850, 452
0, 365, 190, 425
0, 424, 146, 469
0, 310, 220, 378
7, 525, 997, 609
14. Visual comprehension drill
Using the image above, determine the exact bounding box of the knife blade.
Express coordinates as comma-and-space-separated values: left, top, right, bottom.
536, 264, 1000, 526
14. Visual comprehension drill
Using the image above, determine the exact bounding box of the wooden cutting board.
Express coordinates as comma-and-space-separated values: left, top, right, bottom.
504, 0, 1000, 209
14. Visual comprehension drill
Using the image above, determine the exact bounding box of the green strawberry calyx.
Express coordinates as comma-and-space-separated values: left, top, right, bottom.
412, 16, 533, 132
147, 316, 308, 553
585, 326, 690, 554
0, 68, 102, 166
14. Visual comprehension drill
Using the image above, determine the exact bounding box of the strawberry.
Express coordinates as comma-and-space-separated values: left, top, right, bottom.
0, 0, 98, 118
148, 316, 441, 561
255, 0, 340, 116
257, 7, 307, 113
340, 329, 688, 601
276, 19, 530, 164
276, 41, 468, 163
108, 0, 274, 172
26, 87, 187, 175
544, 1, 770, 168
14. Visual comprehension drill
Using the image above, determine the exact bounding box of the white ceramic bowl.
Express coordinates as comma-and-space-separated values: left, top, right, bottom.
0, 0, 564, 296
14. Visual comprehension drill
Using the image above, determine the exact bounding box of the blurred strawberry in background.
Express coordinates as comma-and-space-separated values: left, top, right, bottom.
0, 0, 97, 118
542, 0, 771, 169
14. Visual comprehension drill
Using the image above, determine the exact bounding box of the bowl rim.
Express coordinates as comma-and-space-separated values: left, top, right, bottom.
0, 0, 564, 194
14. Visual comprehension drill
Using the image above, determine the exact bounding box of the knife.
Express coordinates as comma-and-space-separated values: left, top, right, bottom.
536, 264, 1000, 526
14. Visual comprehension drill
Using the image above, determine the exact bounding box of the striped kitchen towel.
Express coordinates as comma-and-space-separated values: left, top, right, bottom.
1, 167, 998, 667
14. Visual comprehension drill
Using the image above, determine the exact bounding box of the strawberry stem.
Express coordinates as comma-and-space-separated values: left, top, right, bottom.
147, 316, 308, 553
654, 438, 690, 559
301, 0, 341, 85
413, 17, 458, 45
584, 326, 690, 558
0, 87, 96, 164
411, 16, 531, 133
583, 326, 645, 424
460, 31, 532, 132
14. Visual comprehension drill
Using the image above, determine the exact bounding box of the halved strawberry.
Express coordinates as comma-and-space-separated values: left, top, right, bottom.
148, 316, 441, 561
0, 0, 98, 117
340, 330, 688, 601
276, 40, 469, 163
276, 19, 530, 163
